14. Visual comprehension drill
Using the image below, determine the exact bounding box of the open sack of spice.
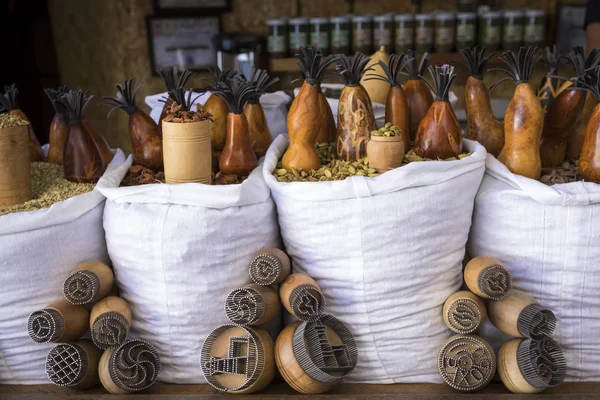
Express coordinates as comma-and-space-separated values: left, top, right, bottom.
0, 87, 127, 384
95, 71, 282, 384
263, 47, 486, 383
466, 46, 600, 381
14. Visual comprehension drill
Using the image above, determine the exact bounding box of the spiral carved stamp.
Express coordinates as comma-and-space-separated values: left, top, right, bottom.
225, 287, 264, 326
106, 340, 161, 392
438, 335, 496, 391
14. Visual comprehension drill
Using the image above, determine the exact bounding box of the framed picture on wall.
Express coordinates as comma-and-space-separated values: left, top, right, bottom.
146, 16, 221, 76
152, 0, 232, 15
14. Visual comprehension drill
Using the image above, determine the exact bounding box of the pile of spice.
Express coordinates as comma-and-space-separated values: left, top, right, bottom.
540, 160, 581, 185
273, 142, 473, 183
0, 162, 95, 216
0, 113, 29, 128
164, 103, 213, 123
120, 165, 165, 186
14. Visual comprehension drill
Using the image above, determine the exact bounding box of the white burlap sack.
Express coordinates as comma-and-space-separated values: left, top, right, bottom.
96, 157, 281, 384
263, 135, 486, 383
0, 149, 127, 384
467, 155, 600, 382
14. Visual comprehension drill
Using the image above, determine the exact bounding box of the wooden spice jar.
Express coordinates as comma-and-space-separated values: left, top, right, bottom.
0, 123, 31, 207
162, 119, 212, 184
201, 325, 275, 394
443, 291, 487, 334
279, 273, 325, 321
28, 300, 89, 343
89, 296, 132, 350
366, 135, 405, 172
225, 284, 281, 326
249, 248, 291, 286
63, 261, 114, 305
275, 315, 358, 394
464, 256, 513, 300
46, 340, 102, 390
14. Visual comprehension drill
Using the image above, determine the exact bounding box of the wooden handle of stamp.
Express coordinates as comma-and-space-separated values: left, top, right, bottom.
497, 338, 542, 394
72, 261, 114, 302
488, 289, 537, 338
98, 346, 127, 394
245, 283, 281, 326
275, 322, 338, 394
46, 300, 89, 342
279, 273, 322, 317
71, 340, 102, 390
89, 296, 132, 330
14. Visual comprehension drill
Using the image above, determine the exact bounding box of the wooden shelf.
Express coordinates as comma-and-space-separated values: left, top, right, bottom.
270, 52, 505, 73
1, 382, 600, 399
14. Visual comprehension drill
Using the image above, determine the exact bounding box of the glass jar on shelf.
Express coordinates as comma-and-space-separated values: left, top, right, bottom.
415, 13, 434, 53
330, 15, 351, 54
456, 12, 477, 49
310, 17, 330, 54
502, 10, 525, 50
479, 10, 502, 51
373, 13, 394, 54
267, 18, 288, 58
352, 15, 373, 54
288, 17, 309, 55
394, 14, 414, 53
524, 9, 546, 47
435, 12, 456, 53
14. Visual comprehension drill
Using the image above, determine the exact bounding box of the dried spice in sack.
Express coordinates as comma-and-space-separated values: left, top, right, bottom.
0, 162, 94, 216
540, 160, 581, 185
162, 102, 213, 123
403, 149, 472, 164
120, 165, 165, 187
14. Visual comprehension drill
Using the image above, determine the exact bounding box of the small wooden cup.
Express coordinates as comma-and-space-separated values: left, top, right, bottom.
99, 339, 161, 394
279, 273, 324, 321
89, 296, 132, 350
443, 291, 487, 334
464, 256, 513, 300
201, 325, 275, 394
28, 300, 89, 343
249, 248, 291, 286
46, 340, 102, 390
225, 283, 281, 326
63, 261, 114, 305
162, 119, 212, 184
366, 135, 405, 172
0, 124, 31, 207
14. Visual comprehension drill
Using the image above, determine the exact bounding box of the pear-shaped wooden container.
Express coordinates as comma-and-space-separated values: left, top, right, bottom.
366, 135, 405, 172
63, 261, 114, 305
45, 340, 102, 390
162, 119, 212, 184
0, 123, 31, 207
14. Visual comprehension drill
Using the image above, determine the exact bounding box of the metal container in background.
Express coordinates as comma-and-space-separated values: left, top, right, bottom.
394, 14, 414, 53
288, 17, 309, 55
479, 10, 503, 51
266, 18, 288, 58
373, 13, 394, 53
435, 12, 456, 53
352, 14, 373, 54
214, 33, 263, 79
309, 17, 330, 54
524, 9, 547, 47
415, 13, 434, 53
330, 15, 351, 54
503, 10, 525, 50
456, 12, 477, 49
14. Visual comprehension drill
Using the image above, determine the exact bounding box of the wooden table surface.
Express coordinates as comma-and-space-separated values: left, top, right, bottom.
1, 382, 599, 399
